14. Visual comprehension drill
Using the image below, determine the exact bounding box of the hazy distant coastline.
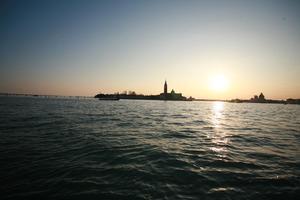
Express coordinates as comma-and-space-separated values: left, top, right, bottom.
1, 92, 299, 105
0, 92, 91, 99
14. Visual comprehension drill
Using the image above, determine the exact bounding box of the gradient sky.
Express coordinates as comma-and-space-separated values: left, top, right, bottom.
1, 0, 300, 99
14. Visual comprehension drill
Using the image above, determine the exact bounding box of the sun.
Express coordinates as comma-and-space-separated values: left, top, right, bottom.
209, 75, 229, 92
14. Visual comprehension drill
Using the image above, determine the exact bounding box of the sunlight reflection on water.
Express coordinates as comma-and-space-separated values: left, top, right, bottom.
212, 101, 224, 128
210, 102, 228, 158
0, 97, 299, 199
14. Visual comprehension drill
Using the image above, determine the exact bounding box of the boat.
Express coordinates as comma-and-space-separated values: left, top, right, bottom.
98, 97, 120, 101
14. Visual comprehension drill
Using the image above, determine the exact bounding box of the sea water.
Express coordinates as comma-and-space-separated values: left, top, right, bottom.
0, 96, 299, 199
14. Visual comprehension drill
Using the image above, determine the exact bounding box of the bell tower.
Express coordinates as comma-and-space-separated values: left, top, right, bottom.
164, 80, 168, 96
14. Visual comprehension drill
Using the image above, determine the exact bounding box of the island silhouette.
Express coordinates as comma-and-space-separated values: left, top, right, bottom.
94, 80, 300, 104
95, 80, 194, 101
229, 93, 300, 104
0, 81, 299, 104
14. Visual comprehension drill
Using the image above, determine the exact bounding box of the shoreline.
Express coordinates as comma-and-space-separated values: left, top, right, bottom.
1, 93, 299, 105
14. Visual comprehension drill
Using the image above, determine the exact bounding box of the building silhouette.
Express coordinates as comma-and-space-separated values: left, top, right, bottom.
160, 80, 186, 100
95, 80, 189, 101
259, 92, 265, 101
164, 80, 168, 97
250, 92, 266, 103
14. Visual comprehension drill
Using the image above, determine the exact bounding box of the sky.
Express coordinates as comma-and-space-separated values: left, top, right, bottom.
0, 0, 300, 99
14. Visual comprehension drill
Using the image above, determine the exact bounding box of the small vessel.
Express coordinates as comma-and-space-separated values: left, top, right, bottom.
98, 97, 120, 101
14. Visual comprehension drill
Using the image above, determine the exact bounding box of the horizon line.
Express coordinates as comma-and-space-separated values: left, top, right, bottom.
1, 92, 298, 101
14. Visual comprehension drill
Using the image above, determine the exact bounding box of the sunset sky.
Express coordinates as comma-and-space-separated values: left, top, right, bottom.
1, 0, 300, 99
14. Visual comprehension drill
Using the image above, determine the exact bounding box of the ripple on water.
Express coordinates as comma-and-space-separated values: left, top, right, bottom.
0, 97, 299, 199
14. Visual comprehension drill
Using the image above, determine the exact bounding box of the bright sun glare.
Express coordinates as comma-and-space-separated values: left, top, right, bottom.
210, 75, 229, 92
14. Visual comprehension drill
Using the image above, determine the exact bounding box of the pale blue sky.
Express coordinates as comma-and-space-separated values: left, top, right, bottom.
1, 0, 300, 99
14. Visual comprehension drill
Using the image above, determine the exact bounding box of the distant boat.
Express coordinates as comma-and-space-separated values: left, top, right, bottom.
98, 97, 120, 101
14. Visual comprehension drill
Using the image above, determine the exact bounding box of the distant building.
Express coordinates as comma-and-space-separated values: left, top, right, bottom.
250, 92, 266, 103
259, 92, 265, 101
164, 80, 168, 96
95, 80, 190, 101
160, 80, 186, 100
286, 98, 300, 104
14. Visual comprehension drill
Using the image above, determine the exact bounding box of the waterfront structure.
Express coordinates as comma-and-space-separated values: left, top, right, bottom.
250, 92, 266, 103
95, 80, 189, 101
160, 80, 186, 100
259, 93, 265, 102
164, 80, 167, 96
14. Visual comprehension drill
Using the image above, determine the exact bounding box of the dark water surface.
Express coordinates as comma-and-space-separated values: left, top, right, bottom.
0, 96, 299, 199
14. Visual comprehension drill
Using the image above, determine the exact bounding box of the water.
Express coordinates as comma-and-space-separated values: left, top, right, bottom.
0, 96, 299, 199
